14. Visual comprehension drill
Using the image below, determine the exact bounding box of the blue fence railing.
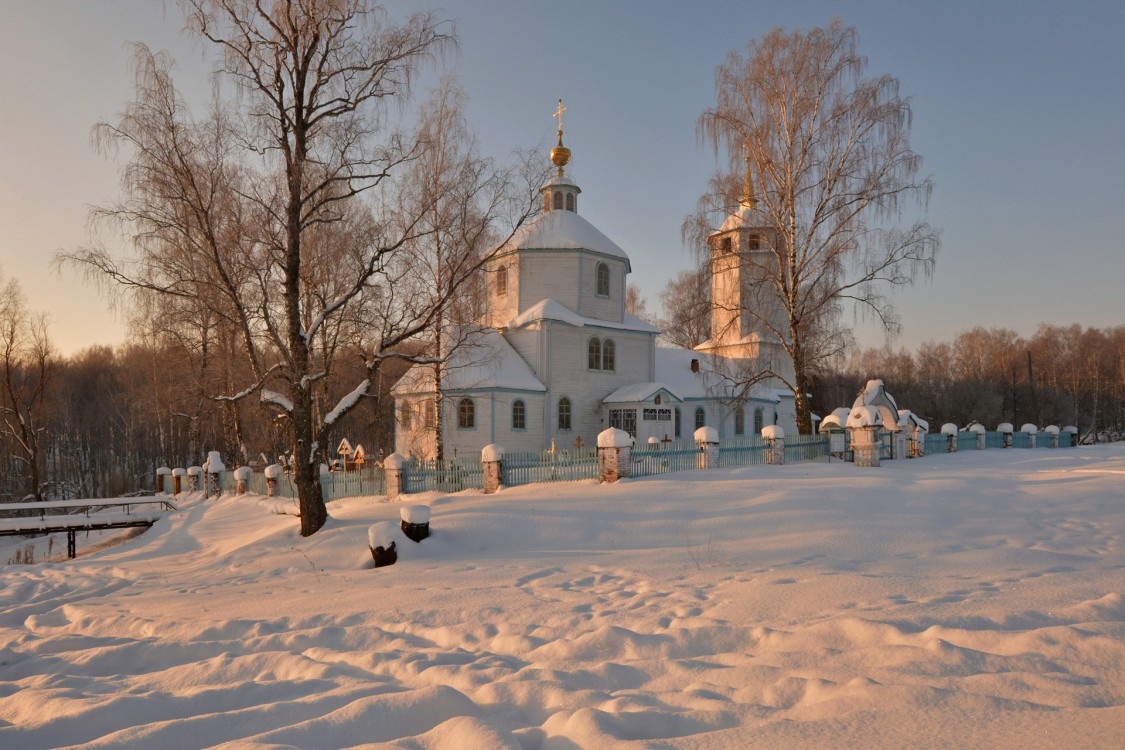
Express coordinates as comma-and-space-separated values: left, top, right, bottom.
956, 432, 979, 451
502, 448, 600, 486
1011, 432, 1031, 449
404, 457, 483, 494
785, 435, 831, 462
632, 441, 702, 477
718, 436, 769, 468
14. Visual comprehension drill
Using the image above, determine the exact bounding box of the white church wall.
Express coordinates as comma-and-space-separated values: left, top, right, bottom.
485, 254, 520, 327
576, 254, 626, 323
518, 252, 582, 312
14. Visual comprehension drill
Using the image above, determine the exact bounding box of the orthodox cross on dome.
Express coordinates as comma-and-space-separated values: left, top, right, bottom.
550, 97, 571, 175
739, 153, 758, 210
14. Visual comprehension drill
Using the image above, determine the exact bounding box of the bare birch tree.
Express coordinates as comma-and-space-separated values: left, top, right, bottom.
0, 277, 56, 501
63, 1, 540, 534
692, 20, 939, 433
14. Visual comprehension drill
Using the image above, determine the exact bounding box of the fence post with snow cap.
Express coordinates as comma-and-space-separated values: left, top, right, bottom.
762, 425, 785, 465
172, 467, 185, 494
1021, 424, 1038, 448
597, 428, 633, 482
384, 453, 407, 499
694, 426, 719, 469
264, 464, 283, 497
482, 444, 504, 494
156, 467, 171, 494
997, 423, 1013, 448
941, 423, 958, 453
205, 451, 225, 497
187, 466, 203, 492
368, 521, 398, 567
234, 466, 252, 494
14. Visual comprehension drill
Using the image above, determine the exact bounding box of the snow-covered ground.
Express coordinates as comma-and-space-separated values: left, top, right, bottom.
2, 446, 1124, 749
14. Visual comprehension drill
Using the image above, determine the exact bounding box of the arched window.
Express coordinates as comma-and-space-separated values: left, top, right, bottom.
423, 398, 435, 429
496, 266, 507, 296
734, 407, 745, 436
458, 398, 475, 429
754, 408, 764, 434
595, 262, 610, 297
602, 339, 615, 371
587, 337, 601, 370
553, 191, 563, 210
512, 399, 526, 430
565, 193, 575, 212
695, 407, 706, 431
544, 193, 551, 213
675, 408, 682, 438
400, 401, 413, 430
558, 397, 572, 430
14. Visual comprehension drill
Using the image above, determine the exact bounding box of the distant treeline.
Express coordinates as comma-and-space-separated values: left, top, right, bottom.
0, 340, 405, 503
814, 325, 1125, 438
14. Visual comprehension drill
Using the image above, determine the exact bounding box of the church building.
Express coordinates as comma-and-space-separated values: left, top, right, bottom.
392, 108, 796, 459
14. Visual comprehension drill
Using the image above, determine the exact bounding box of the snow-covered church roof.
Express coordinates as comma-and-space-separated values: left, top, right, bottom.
507, 299, 659, 333
391, 328, 545, 395
502, 209, 631, 269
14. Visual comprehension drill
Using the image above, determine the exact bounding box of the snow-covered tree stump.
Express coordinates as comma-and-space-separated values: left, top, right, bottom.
384, 453, 407, 499
234, 466, 252, 495
187, 466, 202, 492
368, 521, 398, 568
694, 426, 719, 470
264, 463, 282, 498
400, 505, 431, 543
597, 428, 633, 482
172, 467, 185, 494
156, 467, 171, 494
482, 444, 504, 494
763, 425, 785, 465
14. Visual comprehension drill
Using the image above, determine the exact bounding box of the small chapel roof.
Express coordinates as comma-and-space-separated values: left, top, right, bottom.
602, 382, 682, 404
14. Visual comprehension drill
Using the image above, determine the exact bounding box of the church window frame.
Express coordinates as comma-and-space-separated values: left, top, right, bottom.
557, 396, 572, 431
400, 401, 413, 430
694, 407, 706, 431
734, 406, 746, 436
496, 265, 507, 297
754, 407, 764, 435
602, 339, 615, 371
595, 262, 610, 297
553, 191, 563, 210
719, 236, 733, 254
747, 233, 761, 250
457, 398, 476, 430
587, 337, 602, 370
674, 407, 682, 438
512, 399, 526, 431
565, 192, 575, 211
423, 398, 435, 429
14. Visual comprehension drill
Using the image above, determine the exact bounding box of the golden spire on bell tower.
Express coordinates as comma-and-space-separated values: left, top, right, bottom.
739, 154, 758, 210
549, 98, 571, 176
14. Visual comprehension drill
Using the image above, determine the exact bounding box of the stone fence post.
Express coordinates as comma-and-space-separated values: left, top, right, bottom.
205, 451, 225, 497
172, 467, 185, 494
998, 423, 1013, 448
1022, 424, 1038, 449
264, 464, 282, 498
763, 425, 785, 465
482, 444, 504, 494
597, 428, 633, 483
234, 466, 252, 495
385, 453, 407, 499
694, 426, 719, 469
187, 466, 202, 492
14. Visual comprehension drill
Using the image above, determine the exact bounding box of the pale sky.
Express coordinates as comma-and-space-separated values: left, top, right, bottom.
2, 0, 1123, 356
